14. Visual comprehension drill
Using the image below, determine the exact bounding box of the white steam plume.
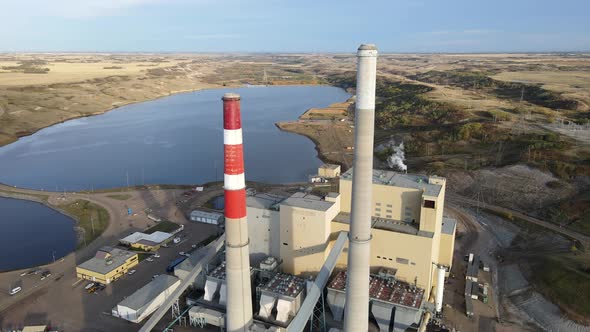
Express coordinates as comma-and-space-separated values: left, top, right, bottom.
387, 141, 407, 172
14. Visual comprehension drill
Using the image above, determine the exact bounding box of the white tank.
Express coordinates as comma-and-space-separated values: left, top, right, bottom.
435, 265, 446, 312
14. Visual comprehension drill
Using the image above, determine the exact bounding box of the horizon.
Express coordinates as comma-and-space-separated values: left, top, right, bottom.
1, 0, 589, 53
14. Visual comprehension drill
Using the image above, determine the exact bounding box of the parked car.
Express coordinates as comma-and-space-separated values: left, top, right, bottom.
173, 237, 181, 244
40, 271, 51, 280
179, 251, 185, 256
95, 284, 106, 292
191, 244, 197, 249
9, 286, 21, 296
154, 253, 161, 258
84, 282, 95, 290
152, 274, 160, 280
87, 285, 99, 294
128, 269, 136, 275
146, 257, 154, 262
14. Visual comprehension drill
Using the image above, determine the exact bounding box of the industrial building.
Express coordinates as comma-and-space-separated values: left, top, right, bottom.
241, 168, 455, 330
113, 275, 181, 323
318, 164, 341, 178
190, 210, 224, 225
138, 44, 456, 332
120, 231, 174, 251
327, 270, 425, 331
76, 247, 138, 284
256, 272, 306, 325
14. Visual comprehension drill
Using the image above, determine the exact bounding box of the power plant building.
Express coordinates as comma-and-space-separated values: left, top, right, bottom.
145, 44, 456, 332
246, 168, 456, 328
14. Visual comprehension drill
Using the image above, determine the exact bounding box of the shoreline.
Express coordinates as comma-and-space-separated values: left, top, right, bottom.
0, 84, 224, 148
275, 97, 356, 169
0, 188, 101, 272
0, 82, 338, 149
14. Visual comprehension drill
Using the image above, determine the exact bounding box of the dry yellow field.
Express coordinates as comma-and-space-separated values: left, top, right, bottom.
0, 60, 183, 86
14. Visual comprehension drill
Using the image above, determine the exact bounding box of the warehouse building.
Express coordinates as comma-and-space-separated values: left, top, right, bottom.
119, 231, 174, 251
76, 247, 138, 284
113, 275, 181, 323
190, 210, 224, 225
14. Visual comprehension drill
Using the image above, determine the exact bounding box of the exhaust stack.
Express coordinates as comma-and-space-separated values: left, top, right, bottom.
343, 44, 378, 332
222, 93, 253, 332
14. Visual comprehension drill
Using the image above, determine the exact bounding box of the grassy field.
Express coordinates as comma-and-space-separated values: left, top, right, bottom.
106, 194, 131, 201
144, 220, 181, 234
531, 255, 590, 323
57, 199, 109, 249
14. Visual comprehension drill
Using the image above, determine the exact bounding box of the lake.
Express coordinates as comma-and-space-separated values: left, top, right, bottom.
0, 86, 349, 190
0, 197, 76, 271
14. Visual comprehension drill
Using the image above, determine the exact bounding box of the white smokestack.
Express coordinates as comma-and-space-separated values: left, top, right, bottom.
343, 43, 378, 332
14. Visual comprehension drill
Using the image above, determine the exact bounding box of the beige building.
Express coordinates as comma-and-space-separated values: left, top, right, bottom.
333, 169, 454, 293
247, 168, 455, 298
318, 164, 341, 178
76, 247, 139, 284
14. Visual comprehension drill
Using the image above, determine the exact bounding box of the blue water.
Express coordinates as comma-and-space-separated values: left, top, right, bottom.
0, 86, 349, 190
0, 197, 76, 271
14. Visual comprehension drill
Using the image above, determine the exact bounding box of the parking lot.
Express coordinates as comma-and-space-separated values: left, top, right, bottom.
0, 221, 219, 331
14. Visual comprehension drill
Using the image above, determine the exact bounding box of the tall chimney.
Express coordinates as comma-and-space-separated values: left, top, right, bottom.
343, 44, 378, 332
222, 93, 253, 332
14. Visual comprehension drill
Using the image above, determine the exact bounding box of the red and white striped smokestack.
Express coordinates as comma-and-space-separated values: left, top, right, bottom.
222, 93, 253, 332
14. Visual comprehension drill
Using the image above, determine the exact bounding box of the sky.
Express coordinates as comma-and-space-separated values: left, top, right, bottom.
0, 0, 589, 53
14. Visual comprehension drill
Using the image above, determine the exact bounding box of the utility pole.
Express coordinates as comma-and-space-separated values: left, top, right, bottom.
126, 171, 130, 188
91, 215, 95, 235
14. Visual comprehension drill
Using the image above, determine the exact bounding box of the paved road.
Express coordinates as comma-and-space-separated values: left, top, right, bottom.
448, 193, 590, 249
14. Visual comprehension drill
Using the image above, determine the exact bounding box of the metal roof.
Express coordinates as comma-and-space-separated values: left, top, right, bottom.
281, 192, 334, 212
118, 275, 180, 311
120, 231, 173, 245
320, 164, 341, 170
327, 271, 424, 309
78, 248, 136, 275
246, 193, 287, 210
257, 272, 305, 298
333, 212, 419, 236
341, 168, 443, 197
442, 217, 457, 235
190, 210, 224, 220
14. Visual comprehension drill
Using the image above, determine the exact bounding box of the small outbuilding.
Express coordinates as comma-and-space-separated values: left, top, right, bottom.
190, 210, 224, 225
119, 231, 174, 251
114, 275, 180, 323
318, 164, 341, 178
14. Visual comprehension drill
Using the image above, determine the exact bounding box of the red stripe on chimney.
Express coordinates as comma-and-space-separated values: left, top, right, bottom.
224, 189, 247, 219
223, 99, 242, 130
224, 144, 245, 175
